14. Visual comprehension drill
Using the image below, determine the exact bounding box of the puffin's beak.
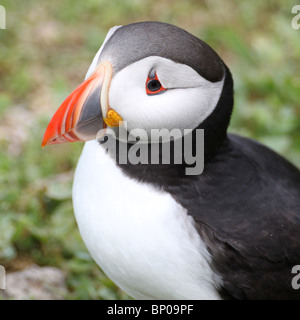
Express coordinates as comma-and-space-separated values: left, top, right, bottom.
42, 60, 123, 147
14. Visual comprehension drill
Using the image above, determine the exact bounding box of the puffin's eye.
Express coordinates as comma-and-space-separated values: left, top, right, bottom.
147, 79, 161, 92
146, 71, 166, 95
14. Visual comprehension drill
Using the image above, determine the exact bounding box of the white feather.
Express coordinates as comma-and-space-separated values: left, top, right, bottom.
73, 140, 223, 299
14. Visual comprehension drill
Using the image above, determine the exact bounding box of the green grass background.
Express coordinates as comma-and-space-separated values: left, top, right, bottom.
0, 0, 299, 299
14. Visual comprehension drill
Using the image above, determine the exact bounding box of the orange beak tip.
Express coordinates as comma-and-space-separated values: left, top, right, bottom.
41, 140, 50, 148
41, 132, 52, 148
41, 138, 47, 148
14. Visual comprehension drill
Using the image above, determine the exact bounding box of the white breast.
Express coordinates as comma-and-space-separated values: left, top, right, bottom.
72, 140, 222, 299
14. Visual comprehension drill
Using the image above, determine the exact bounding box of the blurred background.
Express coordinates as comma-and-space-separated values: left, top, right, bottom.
0, 0, 299, 299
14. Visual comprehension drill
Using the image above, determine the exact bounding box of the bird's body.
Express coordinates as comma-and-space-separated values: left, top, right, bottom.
43, 21, 300, 299
73, 140, 222, 300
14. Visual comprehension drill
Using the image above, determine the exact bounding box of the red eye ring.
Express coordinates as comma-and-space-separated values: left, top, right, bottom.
146, 71, 166, 95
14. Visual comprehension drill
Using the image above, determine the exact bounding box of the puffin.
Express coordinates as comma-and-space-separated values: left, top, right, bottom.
42, 22, 300, 300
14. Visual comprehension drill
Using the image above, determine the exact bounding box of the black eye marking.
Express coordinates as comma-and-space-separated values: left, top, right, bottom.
146, 70, 166, 95
147, 79, 162, 92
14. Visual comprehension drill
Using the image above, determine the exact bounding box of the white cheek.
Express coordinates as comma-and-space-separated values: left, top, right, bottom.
110, 84, 224, 134
109, 57, 224, 134
147, 81, 223, 131
109, 77, 148, 132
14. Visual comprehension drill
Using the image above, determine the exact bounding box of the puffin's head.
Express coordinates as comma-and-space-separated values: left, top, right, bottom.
42, 22, 233, 150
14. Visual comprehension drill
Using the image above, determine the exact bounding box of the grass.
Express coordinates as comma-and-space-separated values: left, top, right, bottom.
0, 0, 299, 299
